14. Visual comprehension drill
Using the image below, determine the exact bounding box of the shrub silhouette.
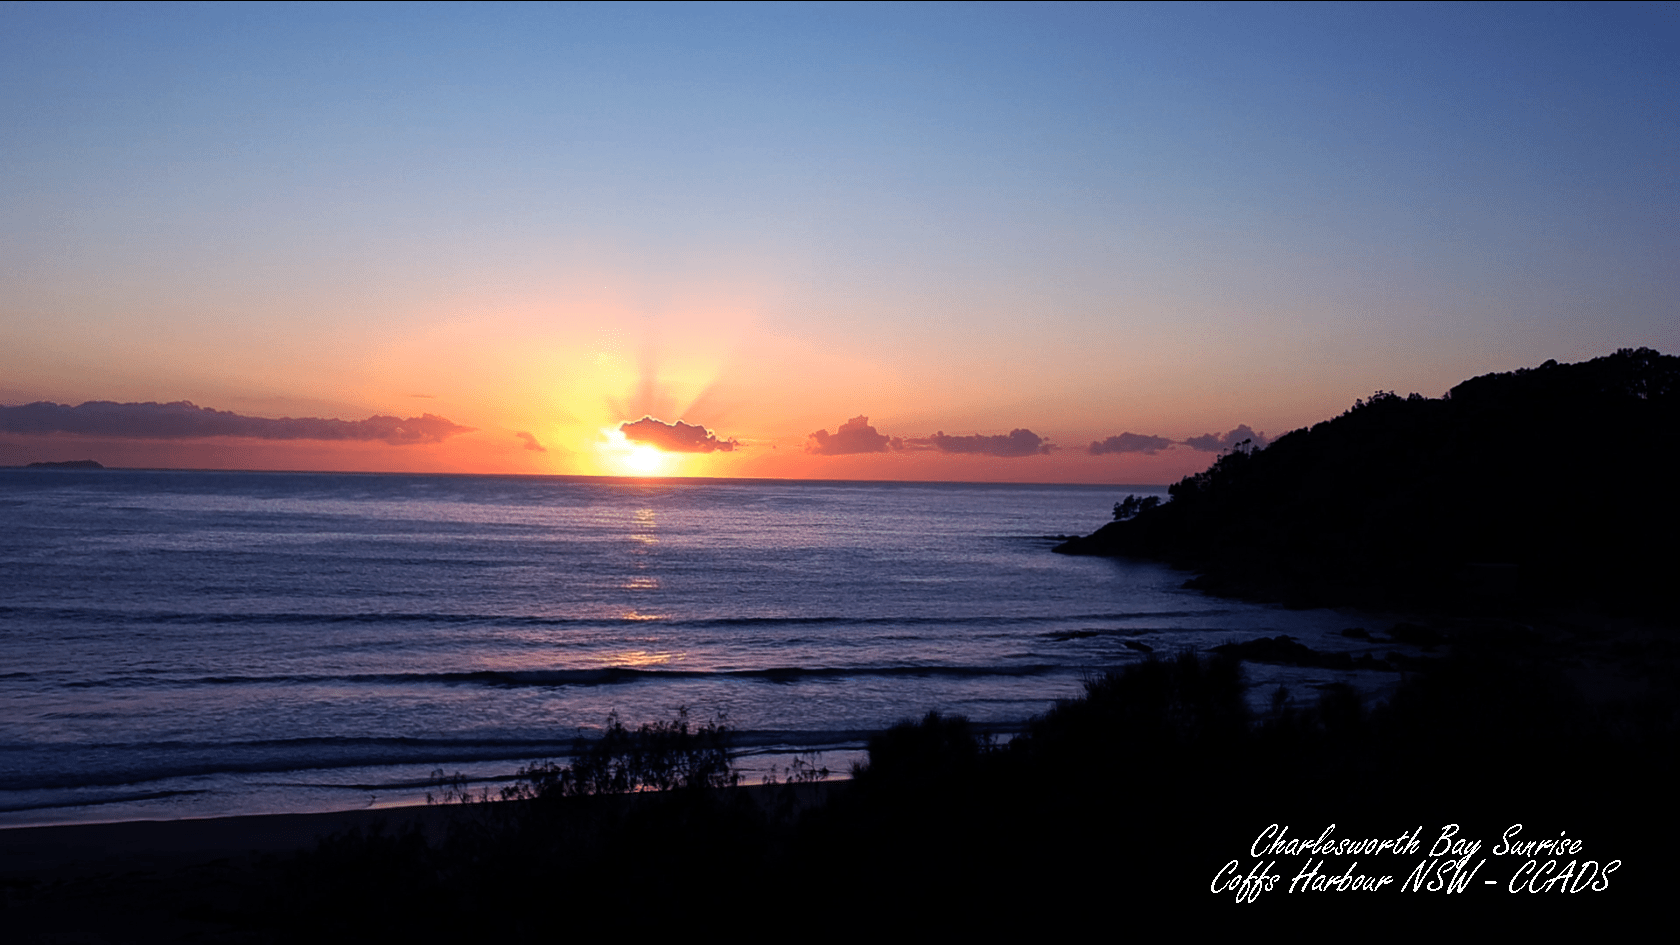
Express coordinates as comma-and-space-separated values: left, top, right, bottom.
502, 707, 738, 801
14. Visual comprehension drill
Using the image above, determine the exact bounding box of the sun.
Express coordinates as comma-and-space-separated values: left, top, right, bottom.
597, 427, 680, 476
627, 445, 663, 475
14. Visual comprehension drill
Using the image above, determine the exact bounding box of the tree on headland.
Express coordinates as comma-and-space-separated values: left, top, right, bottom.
1111, 494, 1161, 521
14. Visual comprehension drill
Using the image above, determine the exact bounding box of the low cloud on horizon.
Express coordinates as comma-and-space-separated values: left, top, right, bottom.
0, 400, 475, 445
1184, 424, 1270, 452
1085, 424, 1271, 456
4, 400, 1275, 464
909, 428, 1055, 458
619, 416, 738, 453
1088, 432, 1175, 455
806, 416, 904, 455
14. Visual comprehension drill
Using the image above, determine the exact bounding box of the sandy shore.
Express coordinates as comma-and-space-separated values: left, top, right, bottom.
1, 779, 837, 879
2, 806, 463, 943
0, 804, 458, 880
2, 782, 840, 942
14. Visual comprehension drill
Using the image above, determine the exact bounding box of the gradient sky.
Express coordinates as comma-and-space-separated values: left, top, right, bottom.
3, 2, 1675, 481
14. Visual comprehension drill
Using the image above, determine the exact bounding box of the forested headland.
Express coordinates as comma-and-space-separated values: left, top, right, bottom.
1057, 347, 1679, 618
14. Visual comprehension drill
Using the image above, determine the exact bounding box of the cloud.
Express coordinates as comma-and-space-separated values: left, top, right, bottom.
619, 416, 738, 453
1183, 424, 1270, 452
0, 400, 474, 445
1088, 432, 1175, 455
516, 431, 547, 452
909, 428, 1055, 457
806, 416, 904, 455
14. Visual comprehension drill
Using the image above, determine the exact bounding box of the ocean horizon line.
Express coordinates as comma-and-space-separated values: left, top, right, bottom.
2, 465, 1170, 490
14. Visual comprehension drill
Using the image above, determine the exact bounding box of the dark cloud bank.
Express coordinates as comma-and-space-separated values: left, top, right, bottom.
910, 429, 1055, 457
619, 416, 738, 453
1088, 424, 1270, 456
1087, 432, 1175, 455
805, 415, 1053, 458
806, 416, 904, 455
805, 414, 1272, 462
1183, 424, 1269, 452
0, 401, 474, 445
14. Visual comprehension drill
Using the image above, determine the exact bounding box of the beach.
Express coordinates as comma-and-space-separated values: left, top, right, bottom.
1, 805, 454, 879
2, 806, 437, 942
4, 781, 841, 941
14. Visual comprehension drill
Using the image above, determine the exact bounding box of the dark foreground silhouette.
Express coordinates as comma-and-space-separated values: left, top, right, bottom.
1057, 347, 1679, 616
6, 635, 1670, 938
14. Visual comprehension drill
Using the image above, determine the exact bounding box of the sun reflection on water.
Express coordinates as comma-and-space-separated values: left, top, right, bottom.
630, 507, 657, 546
600, 649, 682, 667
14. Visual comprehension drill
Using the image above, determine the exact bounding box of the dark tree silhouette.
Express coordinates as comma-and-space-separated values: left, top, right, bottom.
1059, 348, 1680, 615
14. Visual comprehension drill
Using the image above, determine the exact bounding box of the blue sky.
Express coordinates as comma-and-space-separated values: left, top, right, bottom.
3, 2, 1675, 478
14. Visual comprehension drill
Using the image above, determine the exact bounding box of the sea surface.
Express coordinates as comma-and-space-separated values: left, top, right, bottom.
0, 469, 1397, 826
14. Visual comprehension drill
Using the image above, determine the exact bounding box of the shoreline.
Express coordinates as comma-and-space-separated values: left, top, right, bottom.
0, 780, 841, 881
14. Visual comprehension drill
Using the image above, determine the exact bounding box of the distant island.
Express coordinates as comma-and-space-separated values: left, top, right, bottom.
1057, 347, 1678, 617
24, 459, 104, 469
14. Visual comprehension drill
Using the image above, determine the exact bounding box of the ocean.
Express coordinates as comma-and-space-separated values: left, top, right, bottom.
0, 468, 1394, 826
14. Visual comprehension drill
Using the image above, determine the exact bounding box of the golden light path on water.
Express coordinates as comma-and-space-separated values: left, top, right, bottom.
599, 650, 681, 668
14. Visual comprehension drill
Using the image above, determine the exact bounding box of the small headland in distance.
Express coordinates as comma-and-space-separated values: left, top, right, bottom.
22, 459, 103, 469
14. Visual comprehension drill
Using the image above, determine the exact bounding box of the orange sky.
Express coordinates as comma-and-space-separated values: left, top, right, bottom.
3, 6, 1674, 483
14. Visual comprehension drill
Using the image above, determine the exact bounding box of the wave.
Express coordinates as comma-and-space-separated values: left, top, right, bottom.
0, 789, 209, 814
0, 737, 584, 792
0, 605, 1220, 629
56, 663, 1073, 690
0, 724, 993, 794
